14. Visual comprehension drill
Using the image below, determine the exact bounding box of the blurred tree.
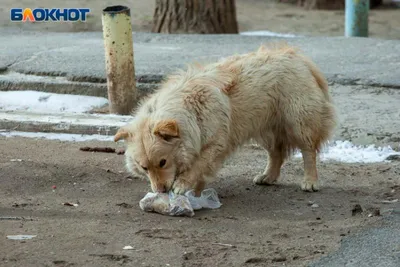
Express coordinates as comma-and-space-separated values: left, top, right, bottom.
295, 0, 382, 9
152, 0, 238, 34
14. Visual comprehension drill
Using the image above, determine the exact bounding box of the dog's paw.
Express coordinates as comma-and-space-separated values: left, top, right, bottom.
301, 179, 320, 192
253, 173, 278, 185
172, 179, 193, 195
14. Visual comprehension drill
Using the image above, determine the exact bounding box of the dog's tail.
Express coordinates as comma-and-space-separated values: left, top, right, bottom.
300, 54, 332, 102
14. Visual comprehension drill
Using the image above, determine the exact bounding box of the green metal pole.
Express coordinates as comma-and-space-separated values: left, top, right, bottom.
345, 0, 369, 37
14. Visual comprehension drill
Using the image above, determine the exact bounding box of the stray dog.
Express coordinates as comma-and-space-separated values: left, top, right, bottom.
114, 43, 336, 195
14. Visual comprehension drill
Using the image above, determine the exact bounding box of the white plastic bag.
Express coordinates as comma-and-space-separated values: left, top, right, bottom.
185, 188, 222, 210
139, 188, 222, 217
139, 192, 194, 217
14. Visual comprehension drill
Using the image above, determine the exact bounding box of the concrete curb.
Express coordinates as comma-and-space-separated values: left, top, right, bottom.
0, 111, 133, 136
0, 71, 159, 98
1, 71, 399, 101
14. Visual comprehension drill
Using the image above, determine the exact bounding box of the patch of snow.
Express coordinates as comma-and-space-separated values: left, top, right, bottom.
240, 31, 299, 38
0, 131, 113, 142
152, 46, 182, 50
294, 140, 400, 163
0, 91, 108, 113
0, 111, 131, 127
1, 71, 71, 83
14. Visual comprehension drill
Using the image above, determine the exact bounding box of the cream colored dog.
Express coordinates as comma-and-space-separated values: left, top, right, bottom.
114, 43, 336, 195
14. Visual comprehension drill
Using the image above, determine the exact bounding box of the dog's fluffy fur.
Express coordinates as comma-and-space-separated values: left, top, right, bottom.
115, 43, 336, 195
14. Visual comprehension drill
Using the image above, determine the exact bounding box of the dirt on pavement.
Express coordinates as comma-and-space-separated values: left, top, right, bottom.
1, 0, 400, 39
1, 136, 399, 267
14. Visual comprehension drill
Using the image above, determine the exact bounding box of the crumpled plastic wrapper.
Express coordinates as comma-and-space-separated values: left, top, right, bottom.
139, 188, 222, 217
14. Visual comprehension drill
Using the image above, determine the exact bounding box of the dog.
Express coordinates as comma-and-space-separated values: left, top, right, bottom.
114, 43, 336, 195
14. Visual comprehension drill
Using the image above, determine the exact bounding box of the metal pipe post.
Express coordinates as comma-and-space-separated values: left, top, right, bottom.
345, 0, 369, 37
102, 5, 137, 115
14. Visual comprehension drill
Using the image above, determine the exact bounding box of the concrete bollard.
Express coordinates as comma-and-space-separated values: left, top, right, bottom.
102, 5, 137, 115
345, 0, 369, 37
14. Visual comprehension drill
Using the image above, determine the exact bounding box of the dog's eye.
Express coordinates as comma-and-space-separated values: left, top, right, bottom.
136, 161, 148, 172
159, 159, 166, 168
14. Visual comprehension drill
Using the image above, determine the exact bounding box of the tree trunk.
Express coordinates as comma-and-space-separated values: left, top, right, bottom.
296, 0, 382, 10
152, 0, 239, 34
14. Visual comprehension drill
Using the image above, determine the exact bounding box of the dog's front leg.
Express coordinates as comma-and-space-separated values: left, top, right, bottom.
172, 140, 227, 195
172, 171, 205, 196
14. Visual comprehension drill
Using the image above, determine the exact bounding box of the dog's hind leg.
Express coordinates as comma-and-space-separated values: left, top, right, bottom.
253, 147, 285, 186
294, 126, 322, 192
300, 149, 319, 192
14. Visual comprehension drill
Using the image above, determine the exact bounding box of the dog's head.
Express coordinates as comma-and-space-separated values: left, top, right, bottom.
114, 118, 184, 193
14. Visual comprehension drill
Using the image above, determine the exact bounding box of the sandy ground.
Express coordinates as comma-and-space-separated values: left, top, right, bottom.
1, 137, 399, 267
1, 0, 399, 39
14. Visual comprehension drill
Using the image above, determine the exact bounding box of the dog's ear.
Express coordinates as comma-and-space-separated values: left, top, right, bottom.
153, 119, 179, 141
114, 127, 133, 142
